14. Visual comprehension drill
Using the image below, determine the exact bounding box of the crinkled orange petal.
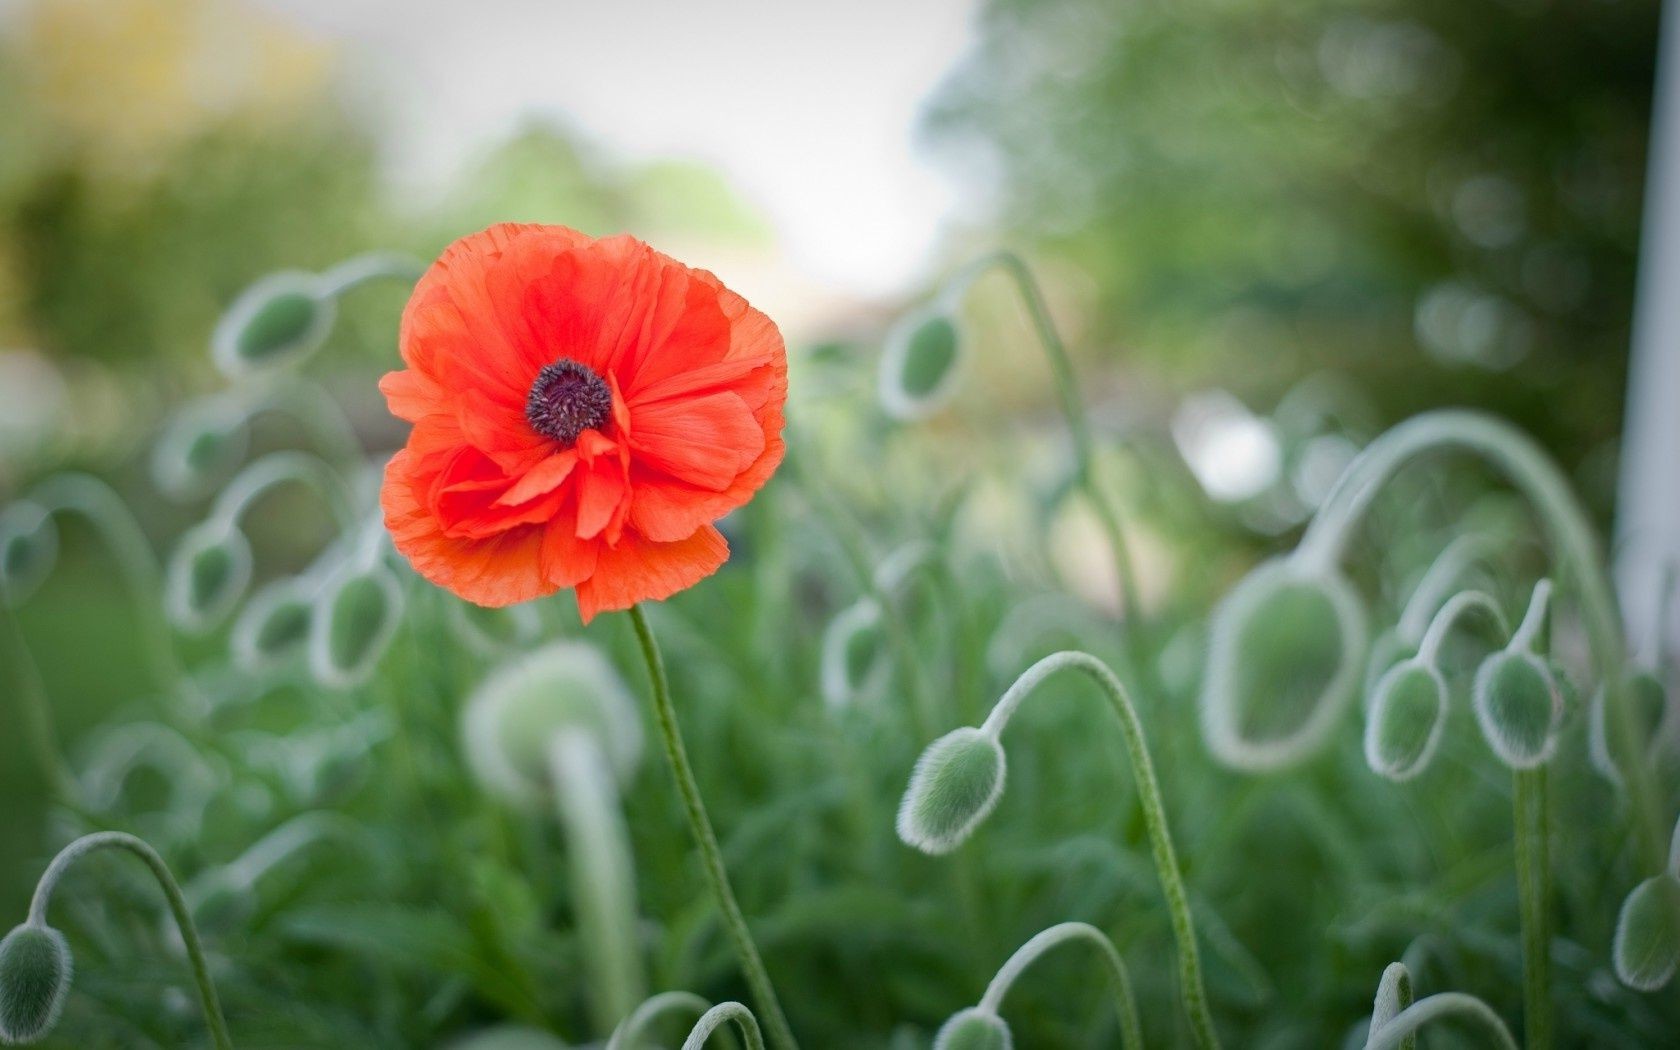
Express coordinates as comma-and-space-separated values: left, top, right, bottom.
573, 524, 729, 624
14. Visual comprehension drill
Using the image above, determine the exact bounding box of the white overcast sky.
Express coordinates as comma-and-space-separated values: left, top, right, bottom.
248, 0, 982, 299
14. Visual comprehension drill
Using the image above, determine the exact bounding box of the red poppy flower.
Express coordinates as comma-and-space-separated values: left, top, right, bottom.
379, 224, 787, 622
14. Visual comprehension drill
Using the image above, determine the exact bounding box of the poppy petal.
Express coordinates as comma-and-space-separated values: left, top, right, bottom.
573, 524, 729, 623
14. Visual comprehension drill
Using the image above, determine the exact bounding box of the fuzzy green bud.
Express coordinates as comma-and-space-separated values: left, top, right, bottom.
309, 565, 403, 688
164, 520, 253, 633
150, 402, 249, 501
232, 578, 314, 671
879, 307, 963, 421
0, 503, 57, 608
0, 924, 72, 1045
1613, 874, 1680, 992
1472, 651, 1562, 769
933, 1007, 1012, 1050
897, 727, 1007, 854
1363, 661, 1447, 781
212, 271, 336, 378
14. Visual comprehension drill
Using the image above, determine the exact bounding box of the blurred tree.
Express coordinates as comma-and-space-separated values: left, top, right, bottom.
924, 0, 1659, 477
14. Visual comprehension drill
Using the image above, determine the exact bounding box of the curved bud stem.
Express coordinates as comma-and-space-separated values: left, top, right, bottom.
626, 605, 796, 1050
314, 251, 425, 298
1363, 992, 1519, 1050
682, 1001, 764, 1050
547, 729, 644, 1032
1510, 578, 1554, 654
232, 377, 364, 468
976, 922, 1143, 1050
1366, 962, 1414, 1050
28, 832, 233, 1049
1397, 532, 1502, 644
1417, 589, 1510, 666
981, 651, 1218, 1049
28, 474, 195, 711
1291, 409, 1659, 861
211, 451, 357, 532
948, 251, 1142, 660
607, 990, 712, 1050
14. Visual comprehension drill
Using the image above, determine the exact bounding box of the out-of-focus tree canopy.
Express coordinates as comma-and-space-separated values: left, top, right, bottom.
925, 0, 1659, 468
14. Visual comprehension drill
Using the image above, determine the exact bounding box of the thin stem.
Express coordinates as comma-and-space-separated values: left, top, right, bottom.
315, 251, 425, 298
607, 991, 712, 1050
1397, 532, 1501, 644
1365, 992, 1520, 1050
982, 651, 1219, 1049
211, 451, 357, 531
626, 605, 796, 1050
239, 378, 364, 468
29, 832, 233, 1049
1, 602, 76, 803
547, 730, 644, 1033
1417, 590, 1509, 666
682, 1001, 765, 1050
1293, 409, 1662, 866
1510, 579, 1553, 653
976, 922, 1143, 1050
1514, 768, 1552, 1050
957, 252, 1142, 661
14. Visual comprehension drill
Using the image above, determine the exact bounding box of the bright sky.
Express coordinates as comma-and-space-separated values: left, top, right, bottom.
250, 0, 981, 300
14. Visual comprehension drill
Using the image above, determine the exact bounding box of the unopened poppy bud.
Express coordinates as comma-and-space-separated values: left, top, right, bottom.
1613, 873, 1680, 991
897, 727, 1007, 855
211, 271, 336, 378
1590, 670, 1670, 787
879, 307, 963, 422
232, 578, 314, 671
462, 642, 643, 807
933, 1007, 1012, 1050
1370, 962, 1415, 1050
309, 565, 404, 688
0, 502, 57, 608
150, 401, 249, 501
819, 599, 887, 710
1364, 661, 1448, 781
164, 520, 253, 633
1201, 558, 1367, 770
1472, 651, 1562, 769
0, 923, 72, 1045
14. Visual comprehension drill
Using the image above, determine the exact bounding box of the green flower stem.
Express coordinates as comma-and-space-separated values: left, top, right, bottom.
29, 474, 195, 712
315, 251, 426, 298
1294, 409, 1663, 867
626, 605, 796, 1050
29, 832, 233, 1050
983, 651, 1218, 1049
212, 450, 357, 532
1416, 590, 1509, 665
1364, 992, 1520, 1050
682, 1001, 765, 1050
1514, 768, 1552, 1050
953, 251, 1143, 664
1, 603, 75, 803
977, 922, 1143, 1050
607, 990, 712, 1050
237, 377, 364, 467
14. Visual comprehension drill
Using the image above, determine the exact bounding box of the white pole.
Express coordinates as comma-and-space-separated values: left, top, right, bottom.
1616, 0, 1680, 662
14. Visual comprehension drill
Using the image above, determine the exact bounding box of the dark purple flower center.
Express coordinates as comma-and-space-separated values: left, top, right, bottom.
526, 359, 612, 445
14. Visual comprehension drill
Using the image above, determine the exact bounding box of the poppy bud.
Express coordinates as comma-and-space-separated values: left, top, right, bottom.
0, 502, 57, 608
164, 520, 253, 633
819, 599, 887, 711
462, 642, 644, 808
1370, 962, 1415, 1050
1472, 651, 1562, 769
1613, 874, 1680, 991
231, 578, 314, 671
150, 400, 250, 501
896, 727, 1007, 855
211, 271, 336, 378
933, 1007, 1012, 1050
1589, 670, 1670, 788
1201, 558, 1367, 770
879, 307, 963, 422
308, 565, 404, 688
1364, 661, 1448, 781
0, 923, 72, 1045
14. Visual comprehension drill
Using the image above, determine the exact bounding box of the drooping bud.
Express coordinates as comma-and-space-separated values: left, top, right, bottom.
211, 271, 336, 378
1589, 669, 1670, 787
897, 727, 1007, 855
150, 400, 250, 501
462, 642, 644, 808
231, 578, 314, 672
1472, 651, 1562, 769
308, 565, 404, 688
0, 502, 58, 608
164, 520, 253, 633
1613, 874, 1680, 992
1201, 558, 1368, 770
0, 924, 72, 1045
1363, 661, 1447, 781
879, 307, 963, 422
933, 1007, 1013, 1050
819, 599, 887, 711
